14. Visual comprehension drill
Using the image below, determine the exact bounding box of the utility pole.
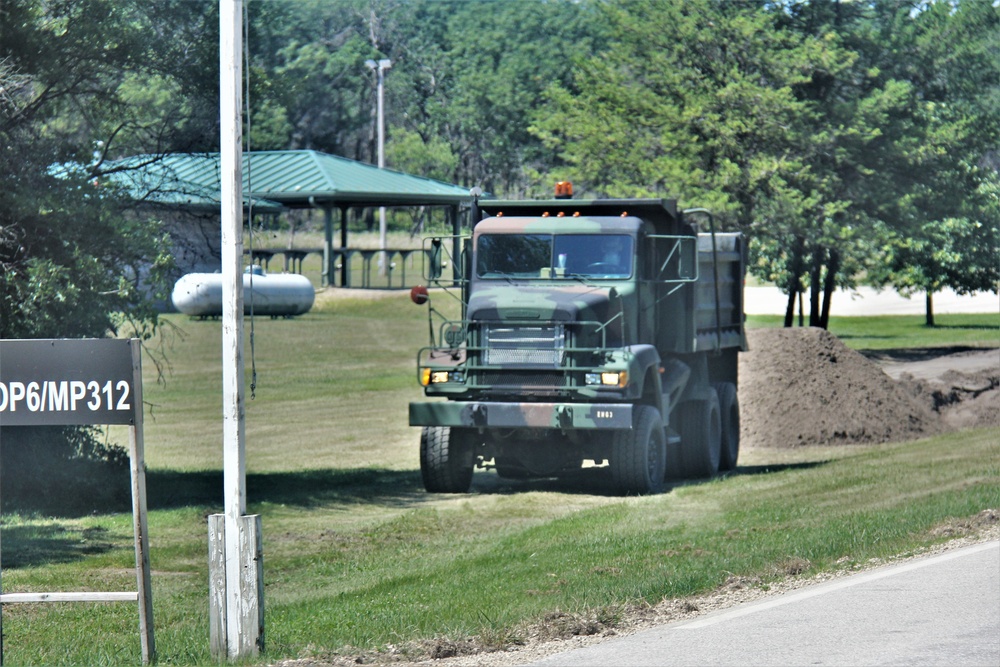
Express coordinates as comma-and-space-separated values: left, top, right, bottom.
213, 0, 263, 660
366, 58, 391, 276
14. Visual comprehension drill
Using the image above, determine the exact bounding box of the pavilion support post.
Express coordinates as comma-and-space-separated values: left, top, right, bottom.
451, 204, 461, 287
322, 206, 333, 287
340, 205, 350, 287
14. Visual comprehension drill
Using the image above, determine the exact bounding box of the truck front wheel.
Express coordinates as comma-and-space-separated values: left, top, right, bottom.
611, 405, 666, 495
420, 426, 475, 493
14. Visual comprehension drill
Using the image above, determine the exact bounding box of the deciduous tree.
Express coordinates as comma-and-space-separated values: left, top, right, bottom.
1, 0, 175, 511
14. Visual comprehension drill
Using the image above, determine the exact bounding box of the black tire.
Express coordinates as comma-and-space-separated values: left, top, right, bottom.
713, 382, 740, 471
420, 426, 475, 493
611, 405, 666, 495
676, 389, 722, 479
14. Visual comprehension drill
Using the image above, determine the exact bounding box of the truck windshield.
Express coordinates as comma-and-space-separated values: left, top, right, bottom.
476, 234, 633, 279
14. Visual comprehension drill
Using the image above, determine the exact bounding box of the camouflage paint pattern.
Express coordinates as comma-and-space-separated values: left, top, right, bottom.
411, 202, 746, 433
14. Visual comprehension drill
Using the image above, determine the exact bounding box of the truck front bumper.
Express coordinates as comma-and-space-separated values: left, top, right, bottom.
409, 401, 634, 430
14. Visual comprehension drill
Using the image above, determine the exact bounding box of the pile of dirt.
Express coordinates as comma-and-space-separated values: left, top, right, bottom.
900, 364, 1000, 432
738, 328, 950, 448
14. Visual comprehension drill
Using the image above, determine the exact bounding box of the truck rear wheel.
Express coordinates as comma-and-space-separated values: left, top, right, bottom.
611, 405, 666, 495
676, 390, 722, 478
420, 426, 475, 493
713, 382, 739, 471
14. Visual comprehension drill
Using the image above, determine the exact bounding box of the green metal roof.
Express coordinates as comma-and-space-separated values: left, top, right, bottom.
110, 150, 472, 209
105, 158, 284, 213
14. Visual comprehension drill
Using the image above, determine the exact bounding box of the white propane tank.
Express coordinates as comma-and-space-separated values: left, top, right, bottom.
171, 266, 315, 317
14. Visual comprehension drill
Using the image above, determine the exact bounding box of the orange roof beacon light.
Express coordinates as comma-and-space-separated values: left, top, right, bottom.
554, 181, 573, 199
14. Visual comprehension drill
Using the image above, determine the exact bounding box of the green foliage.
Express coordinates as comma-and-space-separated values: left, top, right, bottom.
135, 0, 223, 151
534, 0, 824, 212
531, 0, 999, 327
876, 211, 1000, 298
263, 2, 373, 155
386, 128, 458, 183
407, 0, 606, 194
0, 168, 173, 340
1, 1, 177, 339
851, 1, 1000, 308
228, 0, 607, 191
1, 0, 177, 512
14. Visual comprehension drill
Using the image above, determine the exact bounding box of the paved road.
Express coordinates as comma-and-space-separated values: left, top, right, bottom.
528, 541, 1000, 667
744, 286, 999, 316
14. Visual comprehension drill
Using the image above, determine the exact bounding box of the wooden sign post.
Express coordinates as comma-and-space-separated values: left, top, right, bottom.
0, 338, 155, 665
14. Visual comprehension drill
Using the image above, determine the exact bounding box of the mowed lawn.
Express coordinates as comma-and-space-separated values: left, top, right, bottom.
140, 292, 438, 473
0, 291, 997, 666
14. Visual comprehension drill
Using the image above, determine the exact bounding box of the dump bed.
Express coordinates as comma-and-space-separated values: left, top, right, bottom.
694, 232, 746, 352
655, 231, 746, 355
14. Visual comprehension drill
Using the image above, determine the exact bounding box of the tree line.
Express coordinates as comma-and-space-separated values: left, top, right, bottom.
2, 0, 997, 340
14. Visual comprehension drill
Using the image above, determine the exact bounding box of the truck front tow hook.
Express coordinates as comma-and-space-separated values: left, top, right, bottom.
556, 405, 573, 428
471, 403, 488, 426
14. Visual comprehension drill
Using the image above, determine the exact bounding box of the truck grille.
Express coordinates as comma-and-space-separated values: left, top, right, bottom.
481, 372, 563, 389
483, 324, 565, 367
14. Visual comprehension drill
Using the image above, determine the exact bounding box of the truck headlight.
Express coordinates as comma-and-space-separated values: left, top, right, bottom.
585, 371, 628, 388
423, 369, 466, 386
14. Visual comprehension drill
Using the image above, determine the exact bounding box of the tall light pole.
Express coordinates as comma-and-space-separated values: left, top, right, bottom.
366, 58, 391, 276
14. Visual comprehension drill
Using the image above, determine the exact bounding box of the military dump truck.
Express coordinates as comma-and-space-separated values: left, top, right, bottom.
409, 184, 746, 494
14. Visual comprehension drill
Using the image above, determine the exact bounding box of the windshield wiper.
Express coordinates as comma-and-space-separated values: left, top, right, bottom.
561, 272, 599, 287
481, 271, 517, 284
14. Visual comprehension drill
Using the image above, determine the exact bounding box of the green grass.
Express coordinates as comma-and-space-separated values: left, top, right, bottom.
139, 293, 447, 472
1, 298, 997, 665
749, 312, 1000, 350
3, 431, 996, 665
